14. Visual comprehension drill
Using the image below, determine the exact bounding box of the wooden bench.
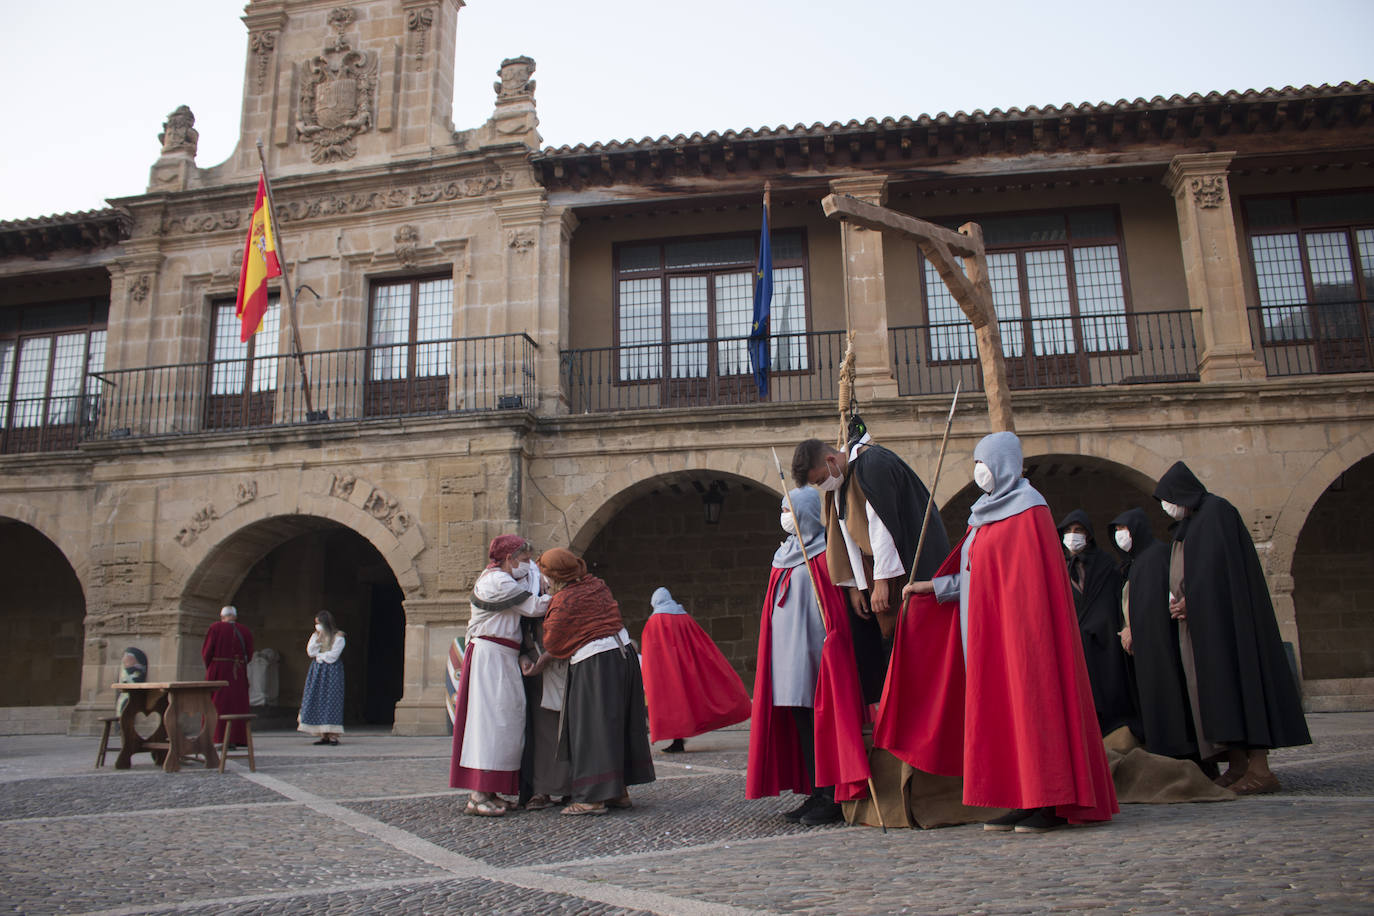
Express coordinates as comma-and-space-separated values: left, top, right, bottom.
218, 713, 257, 773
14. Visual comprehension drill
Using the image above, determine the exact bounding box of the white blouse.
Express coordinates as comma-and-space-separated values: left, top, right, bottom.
306, 632, 346, 664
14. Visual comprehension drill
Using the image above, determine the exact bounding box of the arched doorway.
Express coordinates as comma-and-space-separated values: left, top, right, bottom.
185, 515, 406, 729
0, 519, 84, 706
1292, 453, 1374, 681
577, 471, 780, 683
940, 453, 1171, 546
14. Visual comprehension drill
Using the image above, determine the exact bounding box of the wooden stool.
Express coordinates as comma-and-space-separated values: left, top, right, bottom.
95, 715, 121, 768
217, 714, 257, 773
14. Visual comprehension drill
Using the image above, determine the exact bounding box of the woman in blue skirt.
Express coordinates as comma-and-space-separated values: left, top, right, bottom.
299, 610, 346, 745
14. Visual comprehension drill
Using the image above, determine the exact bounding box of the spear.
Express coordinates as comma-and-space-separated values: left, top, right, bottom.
903, 382, 961, 611
770, 447, 885, 832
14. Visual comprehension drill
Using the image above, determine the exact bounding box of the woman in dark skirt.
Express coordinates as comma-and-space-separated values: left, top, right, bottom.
298, 610, 346, 745
532, 548, 655, 816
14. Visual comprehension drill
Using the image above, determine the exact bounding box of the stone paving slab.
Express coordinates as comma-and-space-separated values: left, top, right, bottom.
0, 803, 446, 915
138, 877, 655, 916
351, 773, 836, 868
0, 770, 282, 820
552, 800, 1374, 915
260, 757, 457, 800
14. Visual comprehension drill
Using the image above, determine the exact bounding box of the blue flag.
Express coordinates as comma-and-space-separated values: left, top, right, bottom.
748, 194, 772, 398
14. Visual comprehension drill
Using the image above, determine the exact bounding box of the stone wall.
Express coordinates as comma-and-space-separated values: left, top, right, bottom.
583, 480, 781, 684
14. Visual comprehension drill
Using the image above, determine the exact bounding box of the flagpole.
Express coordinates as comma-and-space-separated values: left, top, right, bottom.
254, 139, 319, 419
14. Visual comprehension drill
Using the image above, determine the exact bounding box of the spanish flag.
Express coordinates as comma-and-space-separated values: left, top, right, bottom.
235, 174, 281, 342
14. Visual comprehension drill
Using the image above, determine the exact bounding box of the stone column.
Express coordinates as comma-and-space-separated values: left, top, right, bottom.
393, 597, 466, 735
1163, 153, 1265, 382
829, 175, 899, 401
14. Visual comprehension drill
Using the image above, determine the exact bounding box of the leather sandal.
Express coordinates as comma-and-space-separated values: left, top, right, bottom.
1231, 772, 1280, 795
1214, 768, 1245, 788
560, 801, 609, 816
605, 793, 632, 809
465, 798, 506, 817
523, 794, 553, 810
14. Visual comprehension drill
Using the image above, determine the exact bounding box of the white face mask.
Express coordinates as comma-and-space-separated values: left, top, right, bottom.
780, 511, 797, 536
973, 462, 994, 493
1161, 500, 1187, 521
1114, 529, 1133, 553
1062, 532, 1087, 554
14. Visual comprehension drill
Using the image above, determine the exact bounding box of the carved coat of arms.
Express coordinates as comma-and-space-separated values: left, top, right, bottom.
297, 8, 377, 163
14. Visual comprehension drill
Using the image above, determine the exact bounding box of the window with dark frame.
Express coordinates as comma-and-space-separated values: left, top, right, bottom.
206, 297, 281, 429
613, 230, 810, 384
0, 300, 108, 451
365, 275, 454, 416
921, 208, 1131, 363
1244, 191, 1374, 349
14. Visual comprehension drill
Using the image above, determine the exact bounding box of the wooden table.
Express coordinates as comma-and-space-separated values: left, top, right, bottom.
111, 681, 228, 772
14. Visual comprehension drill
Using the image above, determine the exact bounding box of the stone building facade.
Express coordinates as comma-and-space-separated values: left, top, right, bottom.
2, 0, 1373, 735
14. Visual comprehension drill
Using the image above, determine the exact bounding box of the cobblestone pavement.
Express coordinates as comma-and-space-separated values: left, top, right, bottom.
1, 713, 1371, 915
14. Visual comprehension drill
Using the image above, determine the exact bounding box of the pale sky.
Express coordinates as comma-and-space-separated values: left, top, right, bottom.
1, 0, 1370, 221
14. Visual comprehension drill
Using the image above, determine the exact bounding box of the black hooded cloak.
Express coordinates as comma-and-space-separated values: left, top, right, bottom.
1111, 507, 1195, 757
839, 441, 951, 704
1153, 462, 1310, 751
1057, 509, 1137, 737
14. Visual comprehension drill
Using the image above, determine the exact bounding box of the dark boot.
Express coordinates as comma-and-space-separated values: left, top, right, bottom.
662, 738, 686, 753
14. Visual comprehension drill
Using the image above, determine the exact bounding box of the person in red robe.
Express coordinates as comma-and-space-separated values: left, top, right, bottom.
883, 431, 1118, 833
639, 587, 751, 753
747, 487, 869, 826
202, 605, 253, 747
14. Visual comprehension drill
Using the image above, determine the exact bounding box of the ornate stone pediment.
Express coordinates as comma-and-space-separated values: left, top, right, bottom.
296, 8, 378, 163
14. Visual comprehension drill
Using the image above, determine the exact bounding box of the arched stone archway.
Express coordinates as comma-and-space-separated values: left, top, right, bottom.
1285, 448, 1374, 707
0, 519, 86, 725
173, 512, 410, 731
561, 451, 779, 554
575, 468, 782, 683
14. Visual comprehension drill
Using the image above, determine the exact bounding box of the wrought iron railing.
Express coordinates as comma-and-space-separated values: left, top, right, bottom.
0, 333, 536, 453
890, 310, 1202, 395
1248, 300, 1374, 377
559, 330, 848, 413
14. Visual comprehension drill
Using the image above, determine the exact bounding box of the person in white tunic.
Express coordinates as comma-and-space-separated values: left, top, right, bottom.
449, 534, 550, 816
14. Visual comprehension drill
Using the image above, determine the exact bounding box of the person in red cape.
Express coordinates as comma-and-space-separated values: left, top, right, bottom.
747, 486, 869, 826
202, 605, 253, 748
639, 587, 750, 753
886, 431, 1118, 834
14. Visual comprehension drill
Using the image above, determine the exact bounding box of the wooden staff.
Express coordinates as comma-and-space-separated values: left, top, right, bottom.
904, 382, 961, 600
770, 447, 886, 832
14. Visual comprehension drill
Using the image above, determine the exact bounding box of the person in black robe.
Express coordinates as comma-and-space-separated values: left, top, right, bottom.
1153, 461, 1311, 795
1109, 507, 1199, 762
1057, 509, 1138, 740
792, 421, 950, 704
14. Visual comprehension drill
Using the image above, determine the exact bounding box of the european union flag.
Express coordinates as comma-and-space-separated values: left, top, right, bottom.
748, 192, 772, 398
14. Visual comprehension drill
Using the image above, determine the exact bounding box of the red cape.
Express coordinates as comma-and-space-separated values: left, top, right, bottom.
202, 620, 252, 744
640, 612, 751, 742
746, 557, 871, 801
874, 505, 1117, 823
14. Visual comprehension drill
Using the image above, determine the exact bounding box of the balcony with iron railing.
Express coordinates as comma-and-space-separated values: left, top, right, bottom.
1249, 300, 1374, 377
0, 333, 537, 455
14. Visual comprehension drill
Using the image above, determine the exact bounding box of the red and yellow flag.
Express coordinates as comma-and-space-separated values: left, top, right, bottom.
235, 174, 282, 342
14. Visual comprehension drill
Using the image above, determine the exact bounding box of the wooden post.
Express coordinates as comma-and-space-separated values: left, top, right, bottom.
820, 194, 1014, 432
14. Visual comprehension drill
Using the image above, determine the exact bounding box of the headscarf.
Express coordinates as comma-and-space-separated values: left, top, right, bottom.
116, 647, 148, 717
966, 431, 1047, 527
650, 587, 688, 615
487, 534, 526, 568
773, 487, 827, 568
538, 547, 587, 584
121, 647, 148, 681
